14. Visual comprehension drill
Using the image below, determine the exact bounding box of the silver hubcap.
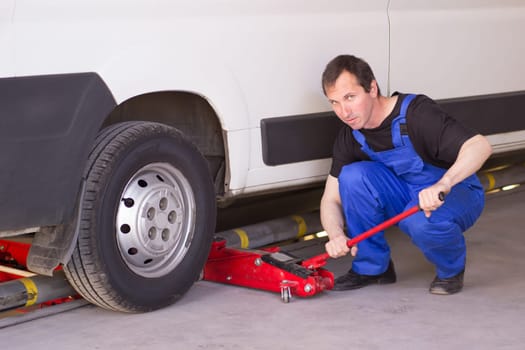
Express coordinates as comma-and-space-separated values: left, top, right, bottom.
115, 162, 196, 278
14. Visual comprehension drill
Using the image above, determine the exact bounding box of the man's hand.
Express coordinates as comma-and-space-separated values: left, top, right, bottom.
325, 234, 358, 258
419, 184, 448, 218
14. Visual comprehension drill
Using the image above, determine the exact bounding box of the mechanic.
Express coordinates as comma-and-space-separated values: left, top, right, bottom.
320, 54, 492, 294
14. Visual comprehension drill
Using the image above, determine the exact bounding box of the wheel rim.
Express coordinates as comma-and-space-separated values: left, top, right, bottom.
115, 162, 196, 278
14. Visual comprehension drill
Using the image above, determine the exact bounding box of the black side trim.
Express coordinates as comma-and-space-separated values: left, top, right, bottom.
261, 112, 342, 166
0, 73, 116, 230
438, 91, 525, 135
261, 91, 525, 166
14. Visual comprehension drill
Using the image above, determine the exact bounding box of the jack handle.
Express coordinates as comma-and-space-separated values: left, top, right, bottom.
301, 192, 445, 270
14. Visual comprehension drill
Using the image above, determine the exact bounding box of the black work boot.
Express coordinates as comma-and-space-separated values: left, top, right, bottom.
332, 260, 397, 291
429, 270, 464, 295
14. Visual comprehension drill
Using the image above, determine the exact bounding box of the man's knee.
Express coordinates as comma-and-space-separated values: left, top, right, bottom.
339, 161, 378, 189
400, 214, 463, 248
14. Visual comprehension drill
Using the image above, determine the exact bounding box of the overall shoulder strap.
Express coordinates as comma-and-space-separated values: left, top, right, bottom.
400, 94, 417, 117
392, 94, 417, 147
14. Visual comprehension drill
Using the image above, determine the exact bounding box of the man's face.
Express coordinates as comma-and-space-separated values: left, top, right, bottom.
325, 70, 376, 130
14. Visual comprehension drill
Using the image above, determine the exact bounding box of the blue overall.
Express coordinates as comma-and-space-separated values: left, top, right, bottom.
338, 94, 485, 278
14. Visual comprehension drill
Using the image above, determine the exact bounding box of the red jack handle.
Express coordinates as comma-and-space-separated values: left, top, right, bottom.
302, 192, 445, 270
301, 205, 419, 269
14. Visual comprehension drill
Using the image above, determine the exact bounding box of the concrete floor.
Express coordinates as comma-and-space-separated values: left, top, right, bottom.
2, 187, 525, 350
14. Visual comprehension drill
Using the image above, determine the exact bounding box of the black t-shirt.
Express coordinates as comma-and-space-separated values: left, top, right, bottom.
330, 93, 478, 178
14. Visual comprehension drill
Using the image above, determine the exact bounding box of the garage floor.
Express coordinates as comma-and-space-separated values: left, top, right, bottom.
2, 188, 525, 350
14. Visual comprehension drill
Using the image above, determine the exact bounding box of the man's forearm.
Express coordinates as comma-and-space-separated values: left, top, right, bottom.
438, 134, 493, 189
320, 199, 346, 240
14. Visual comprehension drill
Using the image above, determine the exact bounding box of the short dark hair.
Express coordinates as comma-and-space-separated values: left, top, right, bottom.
321, 54, 381, 96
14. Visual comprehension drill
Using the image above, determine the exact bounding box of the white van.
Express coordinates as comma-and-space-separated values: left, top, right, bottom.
1, 0, 524, 312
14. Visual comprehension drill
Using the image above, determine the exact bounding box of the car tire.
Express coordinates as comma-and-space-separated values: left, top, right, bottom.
63, 121, 216, 312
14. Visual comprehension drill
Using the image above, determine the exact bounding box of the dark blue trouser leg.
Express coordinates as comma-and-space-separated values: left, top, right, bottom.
338, 162, 411, 275
339, 161, 484, 278
399, 182, 484, 278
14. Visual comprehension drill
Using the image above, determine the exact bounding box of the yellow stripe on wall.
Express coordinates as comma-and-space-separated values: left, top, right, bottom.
485, 173, 496, 190
20, 278, 38, 306
291, 215, 307, 238
234, 229, 250, 248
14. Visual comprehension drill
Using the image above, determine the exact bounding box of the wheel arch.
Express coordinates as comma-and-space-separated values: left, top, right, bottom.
95, 50, 253, 195
103, 91, 227, 196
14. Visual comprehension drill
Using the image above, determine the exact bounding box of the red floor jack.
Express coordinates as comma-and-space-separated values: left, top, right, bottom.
203, 204, 420, 302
